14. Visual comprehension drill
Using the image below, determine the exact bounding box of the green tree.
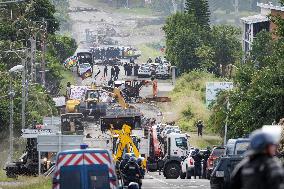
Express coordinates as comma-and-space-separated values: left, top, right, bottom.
185, 0, 210, 27
210, 25, 242, 76
209, 33, 284, 138
163, 12, 204, 72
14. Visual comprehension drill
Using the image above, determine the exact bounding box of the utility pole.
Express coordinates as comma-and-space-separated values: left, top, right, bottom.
7, 79, 14, 163
234, 0, 239, 24
41, 18, 47, 87
30, 36, 36, 83
21, 57, 26, 130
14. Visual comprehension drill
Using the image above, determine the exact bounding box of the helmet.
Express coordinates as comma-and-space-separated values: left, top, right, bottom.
129, 157, 136, 163
136, 157, 143, 166
128, 182, 139, 189
195, 148, 200, 153
124, 153, 131, 161
249, 129, 276, 154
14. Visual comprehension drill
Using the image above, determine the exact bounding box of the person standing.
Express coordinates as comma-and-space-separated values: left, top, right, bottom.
196, 120, 204, 137
192, 148, 202, 179
104, 65, 108, 77
111, 66, 115, 79
151, 77, 158, 98
231, 129, 284, 189
114, 65, 120, 80
203, 147, 211, 179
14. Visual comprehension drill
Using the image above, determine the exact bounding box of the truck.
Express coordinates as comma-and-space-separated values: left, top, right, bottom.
4, 129, 56, 178
52, 145, 118, 189
147, 124, 189, 179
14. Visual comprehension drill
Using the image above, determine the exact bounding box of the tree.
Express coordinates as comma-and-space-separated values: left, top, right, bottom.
209, 32, 284, 138
163, 12, 204, 72
210, 25, 242, 76
185, 0, 210, 28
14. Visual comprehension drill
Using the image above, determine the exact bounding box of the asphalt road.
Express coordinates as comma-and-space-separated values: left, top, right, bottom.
143, 172, 210, 189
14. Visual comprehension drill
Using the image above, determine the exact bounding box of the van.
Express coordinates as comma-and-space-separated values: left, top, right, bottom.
52, 145, 118, 189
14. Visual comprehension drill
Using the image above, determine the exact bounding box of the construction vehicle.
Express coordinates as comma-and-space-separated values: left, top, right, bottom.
147, 124, 189, 179
78, 89, 110, 119
61, 113, 85, 135
103, 80, 148, 102
4, 129, 56, 178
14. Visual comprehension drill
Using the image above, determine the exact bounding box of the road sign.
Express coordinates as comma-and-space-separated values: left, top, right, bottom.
37, 135, 84, 152
206, 82, 233, 106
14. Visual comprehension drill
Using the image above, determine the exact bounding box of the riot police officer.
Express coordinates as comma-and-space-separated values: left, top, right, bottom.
192, 148, 202, 179
119, 153, 131, 174
136, 157, 145, 178
231, 129, 284, 189
123, 157, 142, 188
203, 146, 211, 179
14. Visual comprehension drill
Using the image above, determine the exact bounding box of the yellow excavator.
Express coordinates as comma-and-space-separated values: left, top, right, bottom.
100, 87, 146, 168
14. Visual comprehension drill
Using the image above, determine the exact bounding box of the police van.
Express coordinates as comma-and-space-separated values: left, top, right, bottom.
52, 144, 118, 189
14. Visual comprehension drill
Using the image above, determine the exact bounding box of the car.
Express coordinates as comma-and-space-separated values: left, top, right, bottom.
138, 65, 151, 78
77, 63, 93, 76
206, 147, 225, 179
210, 138, 250, 189
181, 149, 207, 179
155, 66, 170, 79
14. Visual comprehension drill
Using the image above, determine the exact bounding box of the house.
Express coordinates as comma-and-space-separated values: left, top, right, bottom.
241, 2, 284, 54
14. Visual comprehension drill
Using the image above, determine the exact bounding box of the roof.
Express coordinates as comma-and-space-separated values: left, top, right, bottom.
257, 2, 284, 12
58, 148, 110, 155
241, 14, 269, 24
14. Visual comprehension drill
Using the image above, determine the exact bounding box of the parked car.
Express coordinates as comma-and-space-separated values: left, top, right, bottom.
206, 147, 225, 179
210, 138, 250, 189
181, 149, 206, 179
138, 65, 151, 78
155, 66, 170, 79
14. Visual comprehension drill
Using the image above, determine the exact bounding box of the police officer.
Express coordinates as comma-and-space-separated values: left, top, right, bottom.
203, 146, 211, 179
192, 148, 202, 179
231, 129, 284, 189
128, 182, 139, 189
123, 157, 142, 188
136, 157, 145, 178
120, 154, 131, 174
196, 120, 204, 137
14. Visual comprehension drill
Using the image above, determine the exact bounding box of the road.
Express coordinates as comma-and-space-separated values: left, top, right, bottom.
143, 172, 210, 189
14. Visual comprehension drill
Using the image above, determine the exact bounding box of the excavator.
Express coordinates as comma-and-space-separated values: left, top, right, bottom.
100, 87, 146, 168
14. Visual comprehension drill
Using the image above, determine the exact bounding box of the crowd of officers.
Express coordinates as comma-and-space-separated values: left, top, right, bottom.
119, 154, 145, 189
191, 147, 211, 179
91, 46, 138, 60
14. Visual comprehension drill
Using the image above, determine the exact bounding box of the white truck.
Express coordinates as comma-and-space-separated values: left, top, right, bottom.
147, 125, 189, 179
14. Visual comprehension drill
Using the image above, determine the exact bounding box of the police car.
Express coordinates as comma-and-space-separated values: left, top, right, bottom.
52, 144, 118, 189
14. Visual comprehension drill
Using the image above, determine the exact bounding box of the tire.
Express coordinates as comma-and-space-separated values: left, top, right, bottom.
164, 162, 181, 179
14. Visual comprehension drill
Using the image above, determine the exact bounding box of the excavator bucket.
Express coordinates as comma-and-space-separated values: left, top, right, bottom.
100, 115, 141, 132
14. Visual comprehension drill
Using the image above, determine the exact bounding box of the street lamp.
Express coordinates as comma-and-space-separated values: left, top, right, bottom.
7, 65, 24, 163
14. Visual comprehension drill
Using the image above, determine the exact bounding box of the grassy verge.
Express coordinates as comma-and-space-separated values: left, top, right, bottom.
160, 71, 223, 132
60, 69, 76, 95
0, 176, 51, 189
189, 133, 222, 149
137, 43, 164, 62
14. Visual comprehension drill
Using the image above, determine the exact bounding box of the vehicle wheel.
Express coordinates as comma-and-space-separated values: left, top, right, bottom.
186, 170, 191, 179
180, 172, 186, 179
6, 169, 17, 178
164, 162, 181, 179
